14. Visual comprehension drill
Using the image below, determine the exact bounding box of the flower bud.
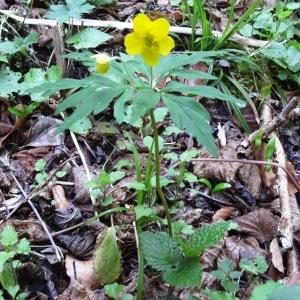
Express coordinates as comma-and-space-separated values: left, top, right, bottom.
92, 53, 110, 75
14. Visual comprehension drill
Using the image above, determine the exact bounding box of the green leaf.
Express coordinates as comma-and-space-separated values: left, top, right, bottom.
162, 94, 218, 156
150, 176, 173, 188
128, 181, 146, 191
267, 284, 300, 300
0, 265, 20, 298
250, 281, 283, 300
93, 227, 122, 284
0, 225, 18, 247
143, 136, 164, 153
163, 125, 182, 136
0, 41, 17, 54
130, 89, 160, 124
163, 257, 202, 287
164, 82, 245, 107
184, 172, 198, 183
261, 42, 286, 59
67, 28, 111, 49
35, 159, 46, 172
205, 290, 239, 300
69, 117, 92, 134
199, 178, 212, 191
181, 222, 234, 257
141, 231, 183, 272
114, 89, 134, 124
16, 238, 31, 255
109, 171, 125, 183
180, 148, 199, 162
0, 68, 21, 97
171, 69, 217, 80
45, 0, 94, 23
55, 171, 67, 178
35, 172, 47, 185
134, 205, 154, 220
172, 220, 194, 236
239, 255, 268, 275
0, 252, 15, 272
212, 183, 231, 194
153, 107, 169, 123
104, 282, 125, 300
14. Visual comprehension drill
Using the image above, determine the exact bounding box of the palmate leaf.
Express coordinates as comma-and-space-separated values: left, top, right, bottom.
141, 231, 183, 272
164, 82, 245, 107
181, 221, 235, 257
162, 94, 218, 156
45, 0, 94, 23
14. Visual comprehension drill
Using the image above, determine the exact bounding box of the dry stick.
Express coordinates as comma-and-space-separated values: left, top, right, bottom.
11, 173, 64, 261
0, 9, 268, 48
241, 97, 299, 148
192, 158, 300, 193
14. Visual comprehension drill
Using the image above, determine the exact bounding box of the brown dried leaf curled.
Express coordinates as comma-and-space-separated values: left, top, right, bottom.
234, 208, 277, 243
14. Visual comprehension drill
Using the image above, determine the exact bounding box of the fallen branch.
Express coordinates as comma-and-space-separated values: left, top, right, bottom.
0, 9, 268, 48
192, 158, 300, 193
241, 97, 299, 148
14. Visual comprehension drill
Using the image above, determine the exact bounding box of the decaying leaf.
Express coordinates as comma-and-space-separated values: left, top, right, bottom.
93, 226, 121, 284
52, 185, 71, 212
212, 207, 236, 222
65, 256, 98, 289
234, 208, 277, 243
270, 239, 284, 273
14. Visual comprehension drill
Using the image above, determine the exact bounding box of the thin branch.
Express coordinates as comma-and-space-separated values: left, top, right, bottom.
192, 158, 300, 192
0, 9, 268, 48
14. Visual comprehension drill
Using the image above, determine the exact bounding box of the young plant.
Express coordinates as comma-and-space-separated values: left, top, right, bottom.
0, 225, 31, 300
199, 178, 232, 195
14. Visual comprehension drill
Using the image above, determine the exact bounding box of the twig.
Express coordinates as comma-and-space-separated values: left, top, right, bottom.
241, 97, 299, 148
0, 9, 268, 48
192, 158, 300, 192
10, 174, 63, 261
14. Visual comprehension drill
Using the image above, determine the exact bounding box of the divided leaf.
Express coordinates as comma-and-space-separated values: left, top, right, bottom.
162, 94, 218, 156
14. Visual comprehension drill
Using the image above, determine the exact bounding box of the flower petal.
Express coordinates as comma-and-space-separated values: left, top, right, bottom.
158, 36, 175, 56
141, 48, 160, 66
151, 18, 170, 39
133, 14, 152, 36
124, 32, 142, 55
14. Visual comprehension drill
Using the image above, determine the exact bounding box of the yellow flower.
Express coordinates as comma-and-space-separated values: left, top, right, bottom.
92, 53, 110, 74
124, 14, 175, 66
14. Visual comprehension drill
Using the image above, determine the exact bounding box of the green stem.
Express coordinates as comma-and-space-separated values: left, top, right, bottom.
135, 225, 144, 300
149, 109, 173, 236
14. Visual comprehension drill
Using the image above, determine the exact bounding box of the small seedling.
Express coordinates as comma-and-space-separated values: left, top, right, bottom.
199, 178, 231, 195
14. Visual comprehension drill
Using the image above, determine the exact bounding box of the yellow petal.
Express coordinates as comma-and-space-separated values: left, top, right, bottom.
158, 36, 175, 56
141, 48, 160, 66
151, 17, 170, 39
133, 14, 152, 36
124, 32, 142, 55
92, 53, 110, 74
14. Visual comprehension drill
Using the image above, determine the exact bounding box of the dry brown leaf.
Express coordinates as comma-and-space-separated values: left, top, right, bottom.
270, 239, 284, 273
212, 207, 236, 222
234, 208, 277, 243
52, 185, 71, 212
201, 241, 224, 270
65, 256, 98, 289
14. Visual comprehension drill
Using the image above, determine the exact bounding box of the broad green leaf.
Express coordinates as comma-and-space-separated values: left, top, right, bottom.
162, 94, 218, 156
199, 178, 212, 191
0, 252, 15, 272
0, 265, 20, 298
267, 284, 300, 300
128, 181, 146, 191
141, 231, 183, 272
184, 172, 198, 183
172, 220, 194, 236
134, 205, 154, 220
239, 255, 268, 275
0, 41, 17, 54
93, 227, 122, 284
150, 176, 173, 188
0, 68, 21, 97
205, 290, 239, 300
153, 107, 168, 122
130, 89, 160, 124
212, 183, 231, 194
181, 222, 234, 257
180, 148, 199, 162
164, 82, 245, 107
55, 171, 67, 178
163, 257, 202, 287
143, 136, 164, 153
163, 125, 182, 136
286, 3, 300, 10
109, 171, 125, 183
171, 69, 217, 80
16, 238, 31, 254
69, 117, 92, 135
261, 42, 286, 59
0, 225, 18, 247
35, 159, 46, 171
265, 137, 276, 160
104, 282, 125, 299
250, 281, 283, 300
45, 0, 94, 23
114, 159, 131, 170
67, 28, 111, 49
114, 89, 134, 124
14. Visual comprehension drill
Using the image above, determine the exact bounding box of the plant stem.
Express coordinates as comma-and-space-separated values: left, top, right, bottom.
134, 222, 144, 300
149, 109, 173, 236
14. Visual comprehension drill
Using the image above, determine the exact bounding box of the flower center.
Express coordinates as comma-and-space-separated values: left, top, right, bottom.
144, 34, 157, 48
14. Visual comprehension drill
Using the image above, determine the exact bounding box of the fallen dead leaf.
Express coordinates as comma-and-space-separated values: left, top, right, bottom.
234, 208, 278, 243
212, 207, 236, 222
52, 185, 71, 212
65, 256, 98, 289
270, 239, 284, 273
